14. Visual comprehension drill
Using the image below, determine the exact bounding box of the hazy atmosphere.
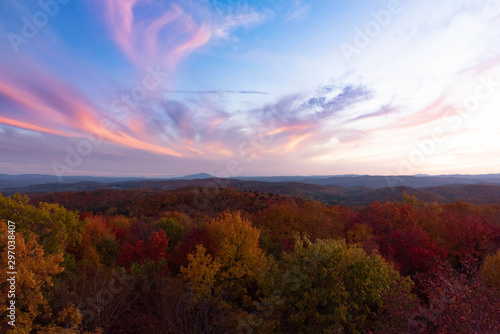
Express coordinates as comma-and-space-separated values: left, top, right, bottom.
2, 2, 500, 333
1, 0, 500, 177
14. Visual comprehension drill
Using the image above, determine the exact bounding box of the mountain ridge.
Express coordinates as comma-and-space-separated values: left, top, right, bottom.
3, 176, 500, 206
2, 173, 500, 190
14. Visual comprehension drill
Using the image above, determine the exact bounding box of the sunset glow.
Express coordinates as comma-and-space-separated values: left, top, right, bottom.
1, 0, 500, 177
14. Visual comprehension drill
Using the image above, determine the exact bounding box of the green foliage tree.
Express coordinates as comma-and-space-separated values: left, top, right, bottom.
96, 236, 121, 267
0, 193, 85, 254
252, 237, 414, 334
156, 217, 185, 252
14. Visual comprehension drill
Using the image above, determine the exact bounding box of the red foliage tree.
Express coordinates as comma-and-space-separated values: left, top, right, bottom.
439, 208, 497, 266
117, 230, 169, 269
170, 227, 216, 269
363, 201, 419, 234
379, 226, 447, 276
415, 258, 500, 333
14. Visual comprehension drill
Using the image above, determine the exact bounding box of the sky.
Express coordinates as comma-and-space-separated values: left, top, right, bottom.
1, 0, 500, 178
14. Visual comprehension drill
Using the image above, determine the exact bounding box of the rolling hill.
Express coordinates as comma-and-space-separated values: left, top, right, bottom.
3, 176, 499, 205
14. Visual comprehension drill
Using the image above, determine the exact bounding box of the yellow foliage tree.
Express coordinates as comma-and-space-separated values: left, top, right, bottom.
481, 249, 500, 290
181, 245, 220, 303
207, 212, 265, 285
346, 223, 378, 253
259, 202, 300, 243
181, 212, 267, 331
0, 221, 82, 332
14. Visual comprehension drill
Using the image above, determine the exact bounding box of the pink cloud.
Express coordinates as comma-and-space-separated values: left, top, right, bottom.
393, 95, 453, 130
0, 116, 70, 137
168, 25, 211, 66
98, 0, 212, 67
0, 63, 185, 157
284, 133, 313, 152
463, 54, 500, 79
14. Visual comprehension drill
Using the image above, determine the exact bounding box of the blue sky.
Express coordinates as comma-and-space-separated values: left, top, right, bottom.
1, 0, 500, 177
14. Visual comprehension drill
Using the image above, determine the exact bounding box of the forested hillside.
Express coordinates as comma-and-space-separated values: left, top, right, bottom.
1, 188, 499, 333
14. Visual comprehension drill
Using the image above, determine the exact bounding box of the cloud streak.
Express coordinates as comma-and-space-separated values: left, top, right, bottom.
1, 0, 500, 176
0, 60, 185, 157
163, 90, 272, 95
97, 0, 211, 67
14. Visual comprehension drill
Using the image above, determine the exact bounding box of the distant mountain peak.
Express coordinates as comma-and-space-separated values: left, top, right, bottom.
176, 173, 215, 180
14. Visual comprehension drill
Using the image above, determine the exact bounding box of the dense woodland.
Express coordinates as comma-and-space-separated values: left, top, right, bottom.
1, 187, 500, 333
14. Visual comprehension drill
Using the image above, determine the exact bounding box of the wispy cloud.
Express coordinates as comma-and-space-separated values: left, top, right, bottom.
2, 0, 500, 176
163, 90, 272, 95
0, 60, 185, 157
213, 6, 270, 38
347, 105, 398, 122
95, 0, 211, 67
285, 0, 310, 22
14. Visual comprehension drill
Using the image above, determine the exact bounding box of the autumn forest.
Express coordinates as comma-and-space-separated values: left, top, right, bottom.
1, 186, 500, 333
